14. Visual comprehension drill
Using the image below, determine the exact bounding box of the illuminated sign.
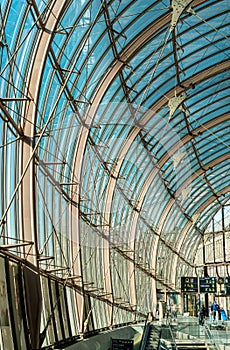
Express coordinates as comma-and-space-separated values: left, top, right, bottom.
199, 277, 216, 293
181, 277, 198, 293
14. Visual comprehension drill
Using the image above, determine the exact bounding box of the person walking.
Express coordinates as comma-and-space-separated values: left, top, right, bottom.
166, 304, 171, 320
211, 300, 219, 321
199, 304, 206, 326
171, 303, 177, 321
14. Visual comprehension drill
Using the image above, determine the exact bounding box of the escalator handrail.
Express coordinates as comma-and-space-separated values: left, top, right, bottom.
168, 322, 178, 350
158, 321, 178, 350
204, 324, 222, 350
139, 313, 151, 350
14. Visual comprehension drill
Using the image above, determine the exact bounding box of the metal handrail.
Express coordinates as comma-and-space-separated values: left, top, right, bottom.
204, 324, 222, 350
168, 322, 178, 350
158, 321, 178, 350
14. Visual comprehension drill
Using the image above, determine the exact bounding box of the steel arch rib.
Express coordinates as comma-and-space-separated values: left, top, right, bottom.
20, 0, 85, 330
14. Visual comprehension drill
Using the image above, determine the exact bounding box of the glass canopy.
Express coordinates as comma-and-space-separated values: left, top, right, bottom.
0, 0, 230, 339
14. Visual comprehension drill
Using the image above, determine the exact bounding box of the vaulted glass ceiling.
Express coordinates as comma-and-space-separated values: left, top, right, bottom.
0, 0, 230, 325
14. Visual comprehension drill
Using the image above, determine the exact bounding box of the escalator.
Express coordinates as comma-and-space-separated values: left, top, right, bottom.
174, 340, 208, 350
144, 324, 161, 350
143, 324, 208, 350
159, 324, 208, 350
140, 318, 210, 350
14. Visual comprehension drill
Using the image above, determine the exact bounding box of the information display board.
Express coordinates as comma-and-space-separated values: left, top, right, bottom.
112, 339, 133, 350
181, 277, 198, 293
199, 277, 216, 293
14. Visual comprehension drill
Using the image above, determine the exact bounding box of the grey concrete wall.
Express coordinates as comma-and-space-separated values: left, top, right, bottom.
64, 324, 144, 350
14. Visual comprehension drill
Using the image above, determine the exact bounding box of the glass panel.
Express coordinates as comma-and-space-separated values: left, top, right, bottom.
50, 280, 62, 341
40, 276, 55, 346
65, 287, 79, 337
8, 261, 27, 349
0, 256, 14, 350
57, 284, 70, 339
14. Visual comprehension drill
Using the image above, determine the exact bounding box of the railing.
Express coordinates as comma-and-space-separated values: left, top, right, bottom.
158, 322, 178, 350
204, 324, 222, 350
168, 323, 178, 350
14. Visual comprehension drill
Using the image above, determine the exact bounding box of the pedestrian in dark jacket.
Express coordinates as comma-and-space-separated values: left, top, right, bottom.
199, 304, 206, 325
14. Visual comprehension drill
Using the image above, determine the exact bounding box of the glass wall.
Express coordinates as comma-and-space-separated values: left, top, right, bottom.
0, 256, 14, 350
0, 253, 82, 349
0, 252, 140, 349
